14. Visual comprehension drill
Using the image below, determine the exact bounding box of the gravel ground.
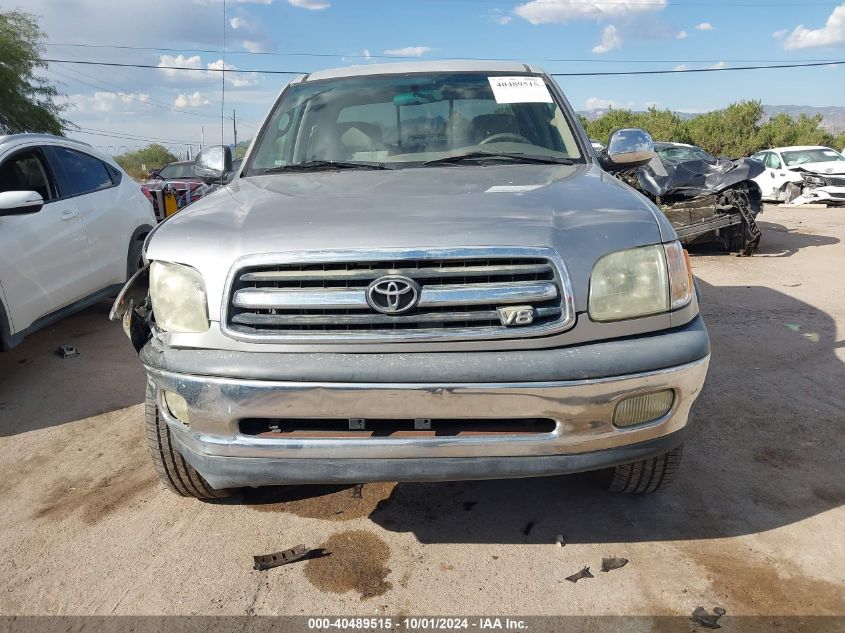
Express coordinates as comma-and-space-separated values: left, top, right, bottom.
0, 205, 842, 623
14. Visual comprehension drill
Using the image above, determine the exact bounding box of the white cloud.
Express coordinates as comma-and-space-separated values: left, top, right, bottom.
585, 97, 636, 110
674, 64, 689, 71
773, 29, 788, 39
288, 0, 330, 9
780, 4, 845, 49
695, 22, 714, 31
592, 25, 621, 53
157, 54, 203, 78
174, 92, 211, 107
242, 39, 268, 53
67, 91, 151, 114
710, 61, 727, 69
585, 97, 619, 109
676, 30, 688, 39
515, 0, 667, 25
383, 46, 432, 57
229, 16, 245, 29
157, 55, 258, 87
489, 9, 513, 24
363, 49, 372, 60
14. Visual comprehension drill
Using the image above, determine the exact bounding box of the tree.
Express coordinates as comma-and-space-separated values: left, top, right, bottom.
757, 112, 835, 149
0, 10, 67, 135
685, 101, 764, 157
114, 144, 178, 180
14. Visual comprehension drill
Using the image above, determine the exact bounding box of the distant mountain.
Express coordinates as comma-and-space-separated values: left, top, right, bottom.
577, 105, 845, 133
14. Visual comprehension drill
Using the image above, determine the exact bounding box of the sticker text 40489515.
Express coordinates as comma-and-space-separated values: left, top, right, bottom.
488, 76, 553, 104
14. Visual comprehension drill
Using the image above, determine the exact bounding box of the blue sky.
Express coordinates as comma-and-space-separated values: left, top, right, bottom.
18, 0, 845, 156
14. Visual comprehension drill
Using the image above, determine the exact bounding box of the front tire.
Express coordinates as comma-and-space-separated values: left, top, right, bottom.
127, 238, 145, 279
145, 385, 231, 499
595, 445, 684, 494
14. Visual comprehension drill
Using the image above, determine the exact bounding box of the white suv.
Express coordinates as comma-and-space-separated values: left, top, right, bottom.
0, 134, 156, 350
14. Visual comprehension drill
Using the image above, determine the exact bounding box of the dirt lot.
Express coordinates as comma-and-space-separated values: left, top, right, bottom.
0, 205, 843, 622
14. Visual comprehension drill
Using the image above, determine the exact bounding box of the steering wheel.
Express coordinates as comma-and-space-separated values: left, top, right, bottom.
479, 132, 532, 145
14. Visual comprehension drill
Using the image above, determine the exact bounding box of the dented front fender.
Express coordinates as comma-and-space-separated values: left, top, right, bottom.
110, 264, 152, 352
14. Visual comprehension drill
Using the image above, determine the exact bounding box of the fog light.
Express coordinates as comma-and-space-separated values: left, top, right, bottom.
613, 390, 674, 427
163, 390, 190, 426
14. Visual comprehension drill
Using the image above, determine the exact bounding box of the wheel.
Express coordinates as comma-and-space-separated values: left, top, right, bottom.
595, 445, 684, 494
145, 385, 231, 499
127, 238, 145, 279
783, 183, 801, 204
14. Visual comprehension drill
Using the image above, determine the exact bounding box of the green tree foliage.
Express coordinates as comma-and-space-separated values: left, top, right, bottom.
685, 101, 764, 157
114, 144, 178, 180
0, 10, 67, 135
757, 113, 835, 150
582, 100, 841, 158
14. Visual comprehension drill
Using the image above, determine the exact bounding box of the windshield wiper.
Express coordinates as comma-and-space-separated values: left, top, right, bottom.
263, 160, 389, 173
423, 152, 575, 166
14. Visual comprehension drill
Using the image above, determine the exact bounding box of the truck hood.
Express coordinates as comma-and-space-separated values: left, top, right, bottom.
789, 161, 845, 175
148, 164, 667, 319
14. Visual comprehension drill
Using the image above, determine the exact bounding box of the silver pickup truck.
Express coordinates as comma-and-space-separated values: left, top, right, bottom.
112, 61, 710, 499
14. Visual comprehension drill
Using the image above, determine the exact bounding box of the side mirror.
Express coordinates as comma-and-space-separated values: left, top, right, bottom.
193, 145, 233, 183
601, 128, 655, 171
0, 191, 44, 216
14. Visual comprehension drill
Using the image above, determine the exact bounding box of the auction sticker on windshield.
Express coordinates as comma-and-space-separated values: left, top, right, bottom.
488, 76, 553, 104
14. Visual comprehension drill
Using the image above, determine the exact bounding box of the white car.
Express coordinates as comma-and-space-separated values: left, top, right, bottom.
750, 145, 845, 202
0, 134, 156, 350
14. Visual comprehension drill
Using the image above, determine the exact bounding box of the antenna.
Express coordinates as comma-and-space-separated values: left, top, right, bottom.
220, 0, 226, 186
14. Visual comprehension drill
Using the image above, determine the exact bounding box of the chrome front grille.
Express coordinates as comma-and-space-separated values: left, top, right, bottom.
223, 248, 574, 342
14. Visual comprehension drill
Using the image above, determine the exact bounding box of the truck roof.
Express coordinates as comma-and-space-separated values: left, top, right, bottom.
302, 60, 546, 82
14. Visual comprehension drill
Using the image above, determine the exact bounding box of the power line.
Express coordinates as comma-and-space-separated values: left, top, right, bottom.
71, 126, 202, 146
43, 57, 845, 76
43, 58, 305, 74
41, 43, 844, 65
51, 66, 222, 119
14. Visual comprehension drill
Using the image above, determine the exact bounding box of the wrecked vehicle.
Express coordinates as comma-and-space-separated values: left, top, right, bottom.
750, 145, 845, 204
617, 142, 764, 255
141, 157, 240, 221
111, 61, 710, 499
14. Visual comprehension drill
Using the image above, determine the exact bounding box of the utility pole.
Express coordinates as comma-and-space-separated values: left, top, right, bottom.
232, 109, 238, 151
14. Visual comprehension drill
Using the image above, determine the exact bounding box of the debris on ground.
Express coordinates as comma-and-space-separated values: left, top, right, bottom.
555, 534, 565, 547
56, 345, 80, 359
616, 154, 764, 255
600, 557, 629, 572
691, 606, 727, 629
522, 521, 535, 536
253, 544, 311, 571
565, 567, 594, 583
351, 484, 363, 499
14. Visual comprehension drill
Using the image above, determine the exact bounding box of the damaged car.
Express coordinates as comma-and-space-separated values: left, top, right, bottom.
614, 142, 764, 255
111, 61, 710, 499
750, 145, 845, 205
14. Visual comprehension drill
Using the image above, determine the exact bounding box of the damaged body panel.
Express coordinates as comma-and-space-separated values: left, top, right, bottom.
751, 146, 845, 204
616, 152, 764, 255
791, 172, 845, 206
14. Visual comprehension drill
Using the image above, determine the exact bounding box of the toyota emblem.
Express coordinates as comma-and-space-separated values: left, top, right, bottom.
366, 276, 421, 314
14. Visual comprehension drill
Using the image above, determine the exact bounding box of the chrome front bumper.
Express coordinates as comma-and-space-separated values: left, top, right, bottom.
145, 355, 709, 489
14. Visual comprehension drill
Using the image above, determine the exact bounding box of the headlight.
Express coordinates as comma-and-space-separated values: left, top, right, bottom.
149, 261, 210, 332
801, 173, 825, 187
589, 242, 692, 322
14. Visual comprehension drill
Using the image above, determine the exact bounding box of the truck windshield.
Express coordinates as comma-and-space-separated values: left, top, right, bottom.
243, 73, 584, 174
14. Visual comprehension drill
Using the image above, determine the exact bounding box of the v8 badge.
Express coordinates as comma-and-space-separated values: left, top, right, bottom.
497, 305, 535, 326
